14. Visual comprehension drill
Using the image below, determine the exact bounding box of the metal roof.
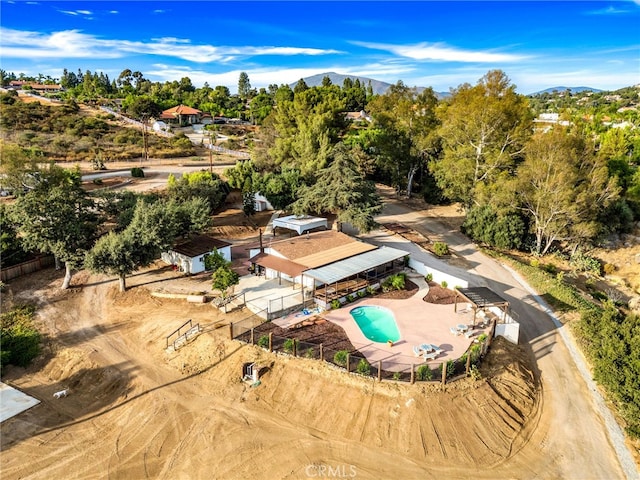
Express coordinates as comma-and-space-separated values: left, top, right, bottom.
303, 246, 409, 284
248, 252, 307, 278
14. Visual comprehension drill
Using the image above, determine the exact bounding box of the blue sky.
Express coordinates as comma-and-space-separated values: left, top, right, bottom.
1, 1, 639, 95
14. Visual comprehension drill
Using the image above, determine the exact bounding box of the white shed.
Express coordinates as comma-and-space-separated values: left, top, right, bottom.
162, 234, 232, 275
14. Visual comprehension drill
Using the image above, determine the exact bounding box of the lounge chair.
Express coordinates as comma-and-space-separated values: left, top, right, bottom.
450, 327, 460, 336
423, 351, 438, 361
464, 330, 475, 339
419, 343, 434, 353
413, 345, 423, 357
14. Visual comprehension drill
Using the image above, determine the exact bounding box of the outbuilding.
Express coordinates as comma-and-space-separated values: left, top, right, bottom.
162, 234, 232, 275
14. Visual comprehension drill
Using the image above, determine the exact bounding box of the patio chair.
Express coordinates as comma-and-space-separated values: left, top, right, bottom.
465, 329, 475, 339
423, 351, 438, 361
450, 326, 460, 336
419, 343, 433, 353
413, 345, 423, 357
458, 303, 472, 314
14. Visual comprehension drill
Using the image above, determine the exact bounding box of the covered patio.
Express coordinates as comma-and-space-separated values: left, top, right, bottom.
305, 246, 408, 308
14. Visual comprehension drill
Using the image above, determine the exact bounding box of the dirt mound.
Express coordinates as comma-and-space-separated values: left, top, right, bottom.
424, 283, 457, 304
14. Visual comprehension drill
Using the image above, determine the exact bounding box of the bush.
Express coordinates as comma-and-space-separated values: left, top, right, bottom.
333, 350, 349, 367
433, 241, 449, 256
416, 365, 433, 381
392, 372, 402, 381
477, 333, 488, 343
603, 263, 616, 275
357, 290, 366, 298
0, 305, 41, 371
441, 360, 455, 378
304, 347, 315, 359
441, 280, 448, 288
356, 358, 371, 376
366, 286, 376, 295
346, 294, 356, 303
330, 299, 341, 310
257, 335, 269, 349
570, 249, 602, 276
283, 338, 298, 354
131, 167, 145, 178
425, 272, 433, 282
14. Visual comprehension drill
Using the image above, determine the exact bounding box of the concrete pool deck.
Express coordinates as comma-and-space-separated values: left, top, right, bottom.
321, 273, 489, 372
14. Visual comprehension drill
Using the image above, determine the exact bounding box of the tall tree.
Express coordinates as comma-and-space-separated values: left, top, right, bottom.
368, 81, 440, 198
238, 72, 252, 101
431, 70, 532, 208
11, 171, 99, 289
514, 128, 618, 255
292, 143, 382, 233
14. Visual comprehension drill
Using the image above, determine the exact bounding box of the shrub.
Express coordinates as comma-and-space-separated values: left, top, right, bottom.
257, 335, 269, 349
392, 372, 402, 381
131, 167, 145, 178
433, 241, 449, 256
470, 365, 482, 380
441, 360, 455, 378
416, 365, 433, 381
357, 290, 366, 298
425, 273, 433, 283
333, 350, 349, 367
603, 263, 616, 275
477, 333, 488, 343
530, 258, 540, 268
356, 359, 371, 376
283, 338, 298, 354
440, 280, 448, 289
0, 305, 41, 371
330, 299, 341, 310
366, 286, 376, 295
305, 348, 315, 359
570, 249, 602, 276
346, 294, 356, 303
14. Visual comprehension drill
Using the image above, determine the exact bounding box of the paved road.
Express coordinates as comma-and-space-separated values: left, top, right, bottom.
375, 193, 638, 479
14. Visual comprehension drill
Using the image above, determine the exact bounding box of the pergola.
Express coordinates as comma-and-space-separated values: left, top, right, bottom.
455, 287, 510, 326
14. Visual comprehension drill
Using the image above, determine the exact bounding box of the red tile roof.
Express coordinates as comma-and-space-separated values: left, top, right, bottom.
162, 104, 202, 116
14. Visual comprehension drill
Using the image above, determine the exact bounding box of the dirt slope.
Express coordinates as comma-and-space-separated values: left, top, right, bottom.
1, 265, 540, 479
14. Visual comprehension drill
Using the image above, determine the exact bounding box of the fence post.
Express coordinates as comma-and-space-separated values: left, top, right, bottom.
378, 360, 382, 382
441, 361, 447, 389
346, 353, 351, 373
465, 352, 471, 374
269, 332, 273, 352
250, 328, 254, 345
229, 322, 233, 340
319, 343, 324, 361
293, 339, 297, 357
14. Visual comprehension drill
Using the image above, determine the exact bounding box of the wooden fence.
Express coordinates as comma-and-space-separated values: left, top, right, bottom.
1, 256, 54, 282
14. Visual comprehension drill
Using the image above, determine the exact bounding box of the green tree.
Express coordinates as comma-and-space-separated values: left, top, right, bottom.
11, 172, 99, 289
514, 129, 619, 255
238, 72, 252, 101
292, 143, 382, 233
431, 70, 532, 207
166, 170, 229, 212
0, 305, 40, 371
86, 198, 209, 291
368, 81, 440, 198
211, 264, 239, 298
0, 204, 28, 267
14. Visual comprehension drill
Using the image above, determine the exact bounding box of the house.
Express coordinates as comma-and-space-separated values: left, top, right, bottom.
160, 105, 203, 126
248, 230, 408, 308
162, 234, 232, 275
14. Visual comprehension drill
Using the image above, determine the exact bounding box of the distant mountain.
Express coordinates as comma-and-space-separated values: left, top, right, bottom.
290, 72, 449, 98
528, 86, 603, 96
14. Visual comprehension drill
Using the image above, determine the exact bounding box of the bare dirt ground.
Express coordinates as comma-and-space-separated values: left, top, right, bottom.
1, 191, 637, 479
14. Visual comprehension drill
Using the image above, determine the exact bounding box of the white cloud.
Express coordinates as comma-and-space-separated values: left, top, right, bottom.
354, 41, 527, 63
0, 27, 341, 63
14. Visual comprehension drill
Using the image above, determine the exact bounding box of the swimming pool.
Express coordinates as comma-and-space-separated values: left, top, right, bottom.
350, 305, 400, 343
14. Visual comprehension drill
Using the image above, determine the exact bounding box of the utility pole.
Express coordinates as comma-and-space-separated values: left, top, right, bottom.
209, 129, 213, 173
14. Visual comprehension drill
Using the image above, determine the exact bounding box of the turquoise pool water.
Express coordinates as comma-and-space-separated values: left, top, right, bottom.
350, 306, 400, 343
